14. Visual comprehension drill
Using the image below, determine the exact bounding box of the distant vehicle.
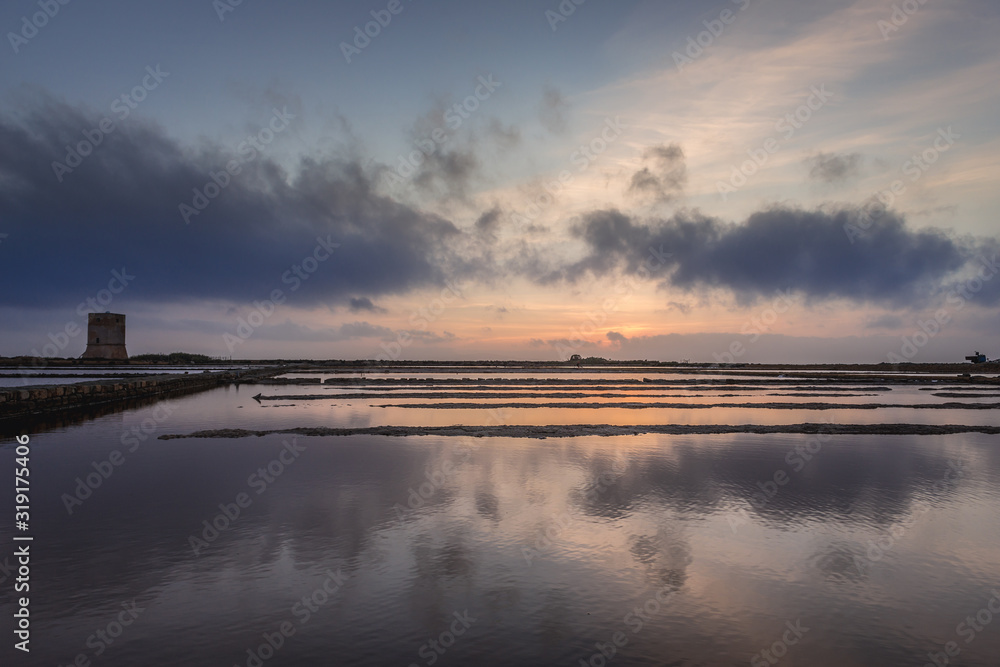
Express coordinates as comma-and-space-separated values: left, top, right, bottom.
965, 351, 988, 363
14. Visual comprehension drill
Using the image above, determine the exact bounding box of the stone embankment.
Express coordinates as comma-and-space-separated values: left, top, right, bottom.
0, 366, 288, 421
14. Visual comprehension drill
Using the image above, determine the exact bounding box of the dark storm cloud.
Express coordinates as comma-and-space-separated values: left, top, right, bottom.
487, 118, 521, 149
474, 206, 503, 239
0, 94, 464, 307
606, 331, 627, 344
942, 240, 1000, 306
411, 144, 479, 201
665, 301, 693, 315
628, 144, 686, 203
404, 118, 518, 203
400, 98, 514, 202
538, 84, 570, 134
4, 95, 994, 315
544, 206, 987, 306
349, 297, 386, 314
806, 152, 863, 183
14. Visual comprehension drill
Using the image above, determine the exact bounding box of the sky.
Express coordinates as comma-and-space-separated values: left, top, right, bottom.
0, 0, 998, 363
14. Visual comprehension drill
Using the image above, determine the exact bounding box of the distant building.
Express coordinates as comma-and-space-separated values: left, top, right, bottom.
82, 312, 128, 360
570, 354, 582, 361
965, 351, 987, 364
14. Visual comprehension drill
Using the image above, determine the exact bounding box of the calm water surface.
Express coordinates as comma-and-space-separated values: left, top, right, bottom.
1, 374, 999, 666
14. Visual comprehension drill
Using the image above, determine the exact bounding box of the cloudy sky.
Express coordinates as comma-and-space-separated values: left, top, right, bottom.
1, 0, 998, 362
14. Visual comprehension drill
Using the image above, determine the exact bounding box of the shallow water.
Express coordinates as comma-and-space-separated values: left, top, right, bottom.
1, 370, 999, 666
241, 379, 1000, 429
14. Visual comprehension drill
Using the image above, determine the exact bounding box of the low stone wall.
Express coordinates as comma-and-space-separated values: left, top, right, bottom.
0, 367, 287, 421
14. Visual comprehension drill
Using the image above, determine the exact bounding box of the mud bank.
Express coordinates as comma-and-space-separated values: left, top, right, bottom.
304, 383, 895, 392
159, 423, 1000, 439
315, 376, 939, 387
375, 401, 1000, 410
253, 391, 880, 401
255, 377, 322, 385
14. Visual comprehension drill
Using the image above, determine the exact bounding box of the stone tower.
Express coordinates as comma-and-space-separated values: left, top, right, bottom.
82, 312, 129, 360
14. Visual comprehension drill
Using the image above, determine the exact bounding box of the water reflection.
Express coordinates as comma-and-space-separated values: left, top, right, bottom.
1, 412, 999, 665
